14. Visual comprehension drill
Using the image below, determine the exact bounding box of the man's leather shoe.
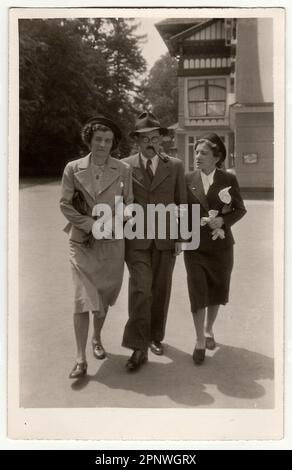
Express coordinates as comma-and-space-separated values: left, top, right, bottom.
150, 341, 163, 356
126, 350, 148, 372
205, 336, 216, 350
92, 341, 106, 360
192, 348, 205, 365
69, 361, 88, 379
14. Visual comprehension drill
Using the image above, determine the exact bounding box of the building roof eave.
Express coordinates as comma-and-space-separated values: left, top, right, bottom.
156, 18, 226, 56
169, 18, 215, 42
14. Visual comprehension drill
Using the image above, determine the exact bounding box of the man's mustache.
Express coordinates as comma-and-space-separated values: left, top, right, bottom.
146, 145, 155, 151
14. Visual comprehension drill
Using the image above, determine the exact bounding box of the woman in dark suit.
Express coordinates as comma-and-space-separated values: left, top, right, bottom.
184, 133, 246, 365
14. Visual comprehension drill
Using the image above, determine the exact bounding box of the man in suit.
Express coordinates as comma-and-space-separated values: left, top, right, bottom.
122, 111, 187, 371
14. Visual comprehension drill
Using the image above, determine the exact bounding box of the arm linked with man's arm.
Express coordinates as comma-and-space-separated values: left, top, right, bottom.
174, 159, 187, 206
173, 159, 189, 248
123, 164, 134, 208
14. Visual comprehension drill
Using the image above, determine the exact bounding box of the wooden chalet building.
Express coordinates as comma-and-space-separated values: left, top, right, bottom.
156, 18, 274, 192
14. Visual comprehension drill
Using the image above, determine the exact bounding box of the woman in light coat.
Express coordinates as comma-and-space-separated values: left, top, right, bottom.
60, 115, 133, 378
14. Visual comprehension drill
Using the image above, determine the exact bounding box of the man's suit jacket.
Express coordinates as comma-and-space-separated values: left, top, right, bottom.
185, 169, 247, 252
123, 152, 187, 250
60, 153, 133, 243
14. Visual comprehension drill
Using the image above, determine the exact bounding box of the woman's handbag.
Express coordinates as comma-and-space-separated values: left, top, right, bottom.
72, 191, 95, 247
72, 190, 88, 215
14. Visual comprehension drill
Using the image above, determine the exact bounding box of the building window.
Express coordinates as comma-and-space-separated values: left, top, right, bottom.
188, 78, 226, 117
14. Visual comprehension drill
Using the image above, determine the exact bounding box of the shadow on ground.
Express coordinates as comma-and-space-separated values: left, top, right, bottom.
20, 178, 60, 189
70, 344, 274, 408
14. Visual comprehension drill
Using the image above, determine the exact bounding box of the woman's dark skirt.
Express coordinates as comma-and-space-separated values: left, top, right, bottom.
184, 246, 234, 312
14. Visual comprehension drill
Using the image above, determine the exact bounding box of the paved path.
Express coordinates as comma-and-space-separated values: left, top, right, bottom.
19, 180, 274, 409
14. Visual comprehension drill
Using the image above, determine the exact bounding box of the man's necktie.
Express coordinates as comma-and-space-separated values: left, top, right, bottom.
146, 159, 154, 181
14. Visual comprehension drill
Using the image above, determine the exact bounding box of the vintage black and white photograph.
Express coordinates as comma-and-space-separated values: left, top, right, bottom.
8, 7, 284, 440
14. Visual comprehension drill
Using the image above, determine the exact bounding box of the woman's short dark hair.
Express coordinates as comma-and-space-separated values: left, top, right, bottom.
81, 114, 122, 151
194, 133, 226, 168
81, 123, 116, 149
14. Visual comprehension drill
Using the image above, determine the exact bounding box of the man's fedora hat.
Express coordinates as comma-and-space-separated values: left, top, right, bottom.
129, 111, 168, 138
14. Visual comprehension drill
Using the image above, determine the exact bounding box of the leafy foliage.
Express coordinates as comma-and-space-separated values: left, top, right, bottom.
19, 18, 146, 176
140, 53, 178, 128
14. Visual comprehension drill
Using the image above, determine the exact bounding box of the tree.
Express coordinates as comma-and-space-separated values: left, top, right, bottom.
19, 18, 107, 175
19, 17, 147, 176
141, 52, 178, 128
98, 18, 147, 152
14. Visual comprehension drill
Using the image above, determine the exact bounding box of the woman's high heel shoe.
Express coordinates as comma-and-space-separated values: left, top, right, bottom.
193, 347, 206, 365
69, 361, 88, 379
92, 341, 106, 360
205, 335, 216, 350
